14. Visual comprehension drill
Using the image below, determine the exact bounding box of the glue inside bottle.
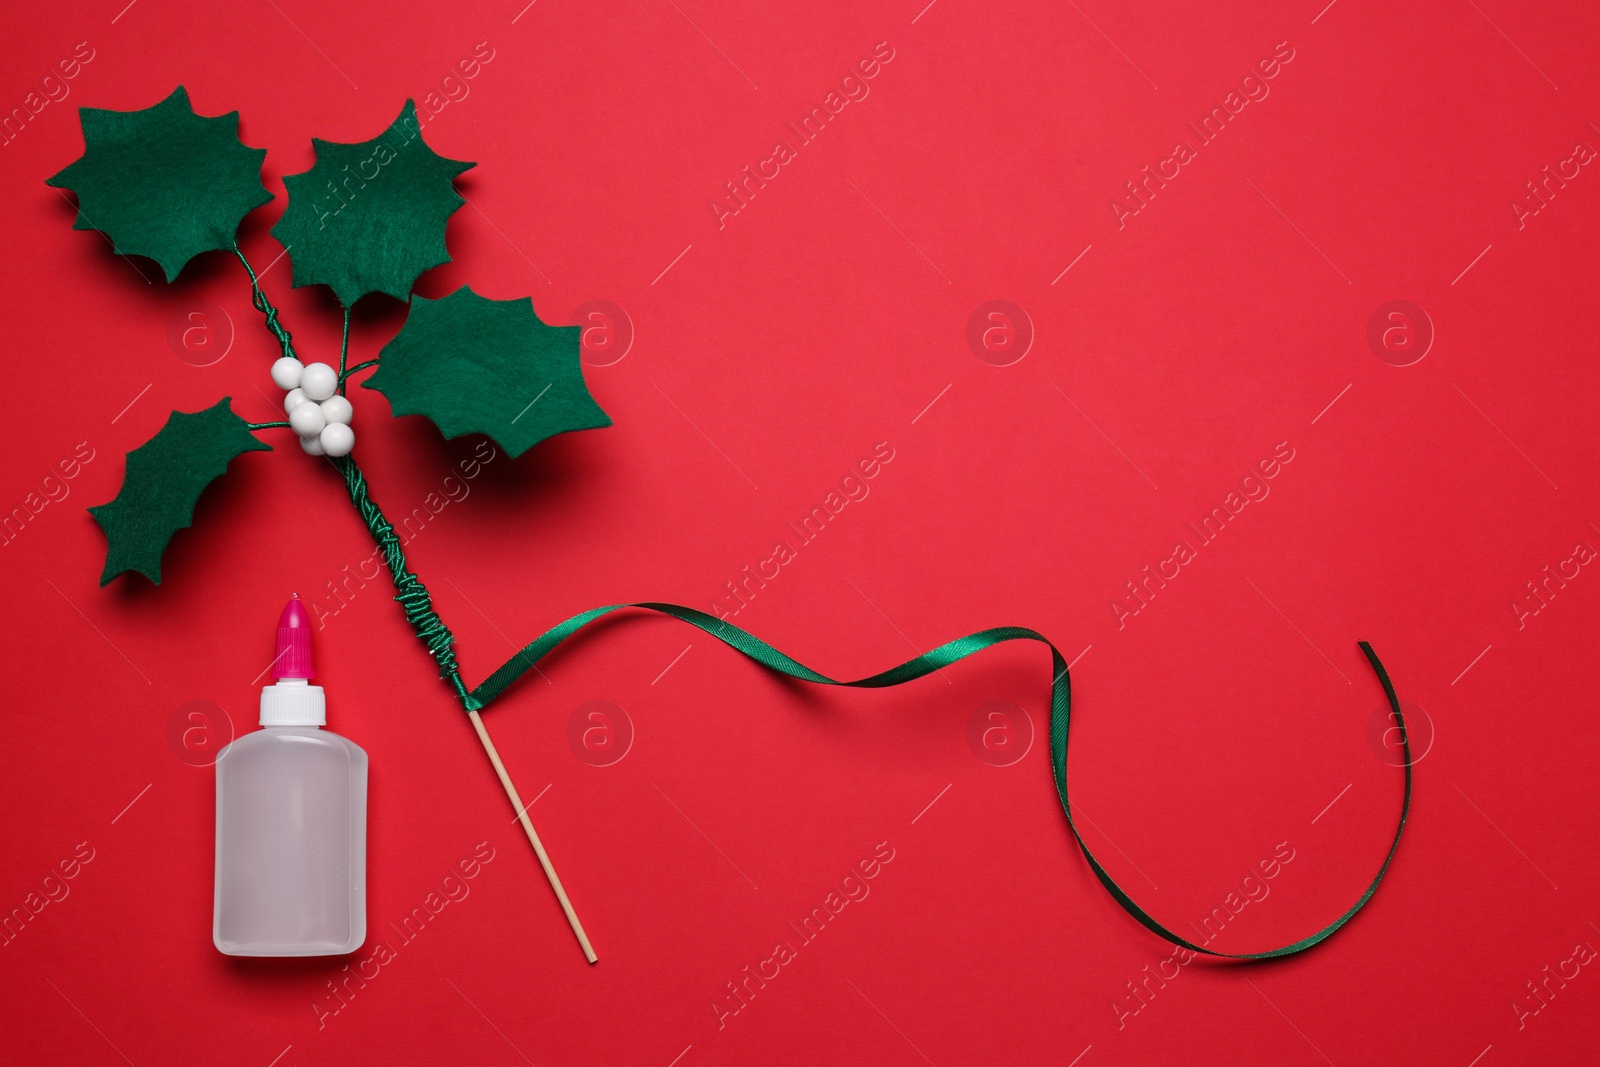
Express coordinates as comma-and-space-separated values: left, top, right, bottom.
214, 595, 367, 956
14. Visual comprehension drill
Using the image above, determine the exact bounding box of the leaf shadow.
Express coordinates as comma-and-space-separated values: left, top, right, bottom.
388, 417, 600, 520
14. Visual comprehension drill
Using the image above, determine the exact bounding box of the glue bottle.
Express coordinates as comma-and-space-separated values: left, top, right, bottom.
214, 595, 367, 956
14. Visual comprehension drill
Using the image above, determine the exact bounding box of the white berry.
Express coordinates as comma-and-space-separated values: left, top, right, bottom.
320, 395, 353, 426
289, 400, 326, 437
299, 433, 325, 456
319, 423, 355, 457
300, 362, 338, 401
283, 387, 310, 415
270, 357, 303, 390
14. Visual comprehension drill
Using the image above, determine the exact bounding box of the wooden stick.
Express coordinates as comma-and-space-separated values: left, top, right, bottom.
467, 709, 597, 963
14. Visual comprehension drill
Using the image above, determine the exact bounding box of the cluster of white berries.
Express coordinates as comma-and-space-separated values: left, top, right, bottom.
270, 357, 355, 457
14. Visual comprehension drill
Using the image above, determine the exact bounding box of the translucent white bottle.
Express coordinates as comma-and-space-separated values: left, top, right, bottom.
214, 595, 367, 956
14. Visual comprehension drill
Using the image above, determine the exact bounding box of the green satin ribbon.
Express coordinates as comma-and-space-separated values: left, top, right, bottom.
335, 415, 1410, 961
466, 602, 1411, 960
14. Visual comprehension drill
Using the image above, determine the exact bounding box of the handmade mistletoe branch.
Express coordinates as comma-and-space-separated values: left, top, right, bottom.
52, 86, 1414, 967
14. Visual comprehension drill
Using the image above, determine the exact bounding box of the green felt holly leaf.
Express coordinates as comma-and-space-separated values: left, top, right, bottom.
89, 398, 271, 586
365, 286, 611, 458
271, 100, 475, 306
47, 86, 270, 281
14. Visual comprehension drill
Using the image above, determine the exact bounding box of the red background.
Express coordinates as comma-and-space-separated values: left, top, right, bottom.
4, 0, 1598, 1063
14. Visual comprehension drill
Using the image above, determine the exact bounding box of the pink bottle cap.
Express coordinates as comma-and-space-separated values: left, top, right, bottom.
274, 594, 316, 679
